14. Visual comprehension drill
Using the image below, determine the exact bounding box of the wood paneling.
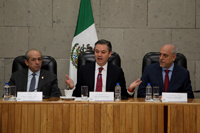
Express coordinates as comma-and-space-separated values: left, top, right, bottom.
0, 98, 200, 133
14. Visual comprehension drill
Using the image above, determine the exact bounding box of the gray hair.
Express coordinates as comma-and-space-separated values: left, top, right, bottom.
25, 49, 42, 61
172, 47, 177, 55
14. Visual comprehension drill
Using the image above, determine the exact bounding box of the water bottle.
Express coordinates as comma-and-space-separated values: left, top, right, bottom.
4, 82, 10, 101
115, 83, 121, 101
145, 83, 153, 101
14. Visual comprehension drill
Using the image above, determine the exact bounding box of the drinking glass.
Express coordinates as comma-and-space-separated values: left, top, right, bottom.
153, 86, 159, 101
81, 86, 88, 101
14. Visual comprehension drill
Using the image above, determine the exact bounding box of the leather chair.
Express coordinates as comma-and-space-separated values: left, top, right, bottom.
142, 52, 187, 73
77, 51, 121, 76
12, 55, 57, 75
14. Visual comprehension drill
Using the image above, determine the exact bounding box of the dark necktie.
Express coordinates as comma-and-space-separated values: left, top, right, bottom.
29, 73, 36, 92
164, 70, 170, 92
96, 67, 103, 92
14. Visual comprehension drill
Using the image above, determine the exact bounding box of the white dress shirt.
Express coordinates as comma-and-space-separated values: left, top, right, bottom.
27, 69, 40, 92
162, 63, 174, 83
94, 62, 108, 92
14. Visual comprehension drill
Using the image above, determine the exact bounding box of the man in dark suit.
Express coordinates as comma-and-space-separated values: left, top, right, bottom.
65, 39, 141, 97
9, 49, 61, 98
137, 44, 194, 98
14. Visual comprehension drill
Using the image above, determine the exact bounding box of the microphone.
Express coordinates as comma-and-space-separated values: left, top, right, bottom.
97, 74, 102, 92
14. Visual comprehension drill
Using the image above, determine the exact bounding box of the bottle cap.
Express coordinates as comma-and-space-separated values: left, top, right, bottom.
5, 82, 9, 85
147, 83, 151, 85
116, 83, 120, 85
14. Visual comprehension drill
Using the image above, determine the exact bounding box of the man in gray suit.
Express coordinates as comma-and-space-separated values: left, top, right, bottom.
9, 49, 61, 98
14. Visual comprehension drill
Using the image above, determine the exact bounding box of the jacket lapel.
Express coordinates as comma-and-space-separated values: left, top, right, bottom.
22, 69, 28, 91
106, 63, 112, 91
37, 69, 45, 91
167, 64, 178, 92
89, 63, 95, 91
156, 63, 165, 92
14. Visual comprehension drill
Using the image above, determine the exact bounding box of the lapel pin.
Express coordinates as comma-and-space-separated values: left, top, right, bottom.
42, 76, 44, 79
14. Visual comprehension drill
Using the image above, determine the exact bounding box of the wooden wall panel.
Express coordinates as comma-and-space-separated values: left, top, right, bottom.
0, 105, 2, 133
125, 104, 133, 133
34, 104, 41, 133
0, 99, 199, 133
15, 104, 22, 133
54, 104, 63, 133
47, 104, 53, 133
106, 104, 113, 133
28, 104, 34, 133
69, 104, 75, 133
183, 106, 190, 133
75, 104, 82, 133
2, 104, 8, 133
132, 104, 139, 133
177, 106, 183, 133
88, 104, 94, 133
113, 104, 120, 133
197, 106, 200, 133
8, 104, 15, 133
101, 104, 106, 133
21, 104, 28, 133
190, 106, 197, 133
81, 104, 88, 133
157, 105, 164, 133
144, 105, 152, 133
152, 105, 158, 133
41, 104, 47, 133
94, 104, 101, 133
138, 105, 144, 133
62, 104, 70, 133
119, 104, 125, 133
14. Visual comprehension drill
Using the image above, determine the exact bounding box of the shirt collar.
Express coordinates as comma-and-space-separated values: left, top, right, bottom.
162, 62, 174, 72
95, 62, 108, 71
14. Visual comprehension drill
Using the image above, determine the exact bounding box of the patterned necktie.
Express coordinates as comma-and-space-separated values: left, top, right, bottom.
96, 67, 103, 92
164, 70, 170, 92
29, 73, 36, 92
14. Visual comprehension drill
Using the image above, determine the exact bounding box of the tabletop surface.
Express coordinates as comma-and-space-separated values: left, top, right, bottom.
0, 97, 200, 105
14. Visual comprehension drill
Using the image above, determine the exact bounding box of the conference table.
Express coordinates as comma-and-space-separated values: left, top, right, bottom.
0, 98, 199, 133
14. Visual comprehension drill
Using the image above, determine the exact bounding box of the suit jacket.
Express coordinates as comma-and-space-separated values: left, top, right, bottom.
137, 62, 194, 98
73, 62, 128, 97
9, 69, 61, 98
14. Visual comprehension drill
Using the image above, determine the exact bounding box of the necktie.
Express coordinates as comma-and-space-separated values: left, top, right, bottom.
29, 73, 36, 92
96, 67, 103, 92
164, 70, 170, 92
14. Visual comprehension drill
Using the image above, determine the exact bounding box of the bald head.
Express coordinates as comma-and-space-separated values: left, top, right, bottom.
159, 44, 177, 69
161, 44, 177, 55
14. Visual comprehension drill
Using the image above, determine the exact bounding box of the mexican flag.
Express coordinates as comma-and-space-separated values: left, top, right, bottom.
69, 0, 98, 85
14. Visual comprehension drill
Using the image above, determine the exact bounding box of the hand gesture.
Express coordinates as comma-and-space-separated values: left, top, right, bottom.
128, 78, 142, 91
65, 74, 74, 89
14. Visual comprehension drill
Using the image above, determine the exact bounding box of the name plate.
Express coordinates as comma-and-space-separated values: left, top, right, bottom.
17, 92, 43, 101
162, 92, 187, 102
89, 92, 114, 101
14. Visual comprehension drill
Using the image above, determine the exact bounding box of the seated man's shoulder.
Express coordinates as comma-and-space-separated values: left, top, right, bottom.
80, 62, 95, 70
40, 69, 56, 76
174, 64, 189, 73
145, 62, 159, 70
12, 68, 28, 75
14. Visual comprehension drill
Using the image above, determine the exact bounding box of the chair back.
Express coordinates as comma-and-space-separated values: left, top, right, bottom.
142, 52, 187, 73
77, 51, 121, 76
12, 56, 57, 75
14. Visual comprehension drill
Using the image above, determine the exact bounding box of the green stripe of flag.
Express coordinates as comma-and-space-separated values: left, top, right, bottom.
74, 0, 94, 36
